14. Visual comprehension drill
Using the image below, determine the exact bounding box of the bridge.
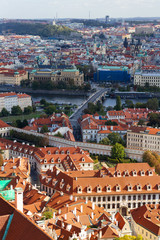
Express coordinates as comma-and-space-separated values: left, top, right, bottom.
69, 88, 107, 140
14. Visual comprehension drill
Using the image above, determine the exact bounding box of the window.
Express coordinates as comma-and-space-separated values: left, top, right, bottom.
98, 197, 101, 202
103, 197, 106, 201
93, 197, 96, 202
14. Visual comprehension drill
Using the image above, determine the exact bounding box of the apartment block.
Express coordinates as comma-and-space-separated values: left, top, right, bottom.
134, 71, 160, 87
127, 126, 160, 152
0, 68, 28, 85
0, 92, 32, 112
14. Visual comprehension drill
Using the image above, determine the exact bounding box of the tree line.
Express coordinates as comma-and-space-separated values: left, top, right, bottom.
10, 130, 49, 147
0, 23, 73, 37
0, 105, 35, 117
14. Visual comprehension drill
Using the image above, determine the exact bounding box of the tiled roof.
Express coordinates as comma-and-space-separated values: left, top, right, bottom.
0, 196, 53, 240
131, 204, 160, 236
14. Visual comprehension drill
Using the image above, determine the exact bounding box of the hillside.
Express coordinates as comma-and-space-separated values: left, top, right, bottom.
0, 22, 73, 37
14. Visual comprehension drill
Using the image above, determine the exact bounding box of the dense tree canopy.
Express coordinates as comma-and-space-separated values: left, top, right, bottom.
0, 23, 73, 38
111, 143, 126, 160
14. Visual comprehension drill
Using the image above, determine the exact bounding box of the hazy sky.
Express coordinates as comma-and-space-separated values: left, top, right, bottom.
1, 0, 160, 19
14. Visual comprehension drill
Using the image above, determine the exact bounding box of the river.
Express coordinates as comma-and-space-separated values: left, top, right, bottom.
31, 93, 150, 108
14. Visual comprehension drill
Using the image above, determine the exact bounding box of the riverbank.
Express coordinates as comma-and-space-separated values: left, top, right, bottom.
0, 85, 90, 97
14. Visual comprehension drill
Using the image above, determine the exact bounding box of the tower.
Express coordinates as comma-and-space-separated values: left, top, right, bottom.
15, 188, 23, 213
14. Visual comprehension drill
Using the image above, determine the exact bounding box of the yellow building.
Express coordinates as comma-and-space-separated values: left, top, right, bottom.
0, 69, 28, 85
131, 204, 160, 240
29, 68, 84, 86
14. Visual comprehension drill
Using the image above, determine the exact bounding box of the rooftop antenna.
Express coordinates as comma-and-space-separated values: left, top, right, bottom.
89, 11, 91, 20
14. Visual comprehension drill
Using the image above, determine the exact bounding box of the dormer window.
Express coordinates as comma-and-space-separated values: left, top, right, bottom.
97, 185, 102, 193
51, 158, 54, 163
58, 158, 61, 163
61, 151, 64, 154
44, 159, 47, 163
56, 169, 60, 176
124, 170, 129, 176
147, 184, 152, 191
157, 184, 160, 190
140, 170, 145, 176
132, 170, 137, 176
117, 171, 121, 177
148, 170, 153, 176
48, 151, 51, 154
137, 184, 141, 191
87, 186, 92, 193
60, 181, 64, 189
106, 185, 111, 192
77, 186, 82, 193
82, 158, 85, 162
116, 184, 121, 192
67, 150, 70, 154
66, 184, 71, 192
127, 184, 132, 191
56, 150, 59, 154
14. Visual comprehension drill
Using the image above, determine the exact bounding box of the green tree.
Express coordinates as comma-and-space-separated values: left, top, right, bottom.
54, 132, 64, 138
116, 235, 143, 240
42, 211, 53, 220
11, 106, 22, 115
99, 137, 110, 145
108, 132, 122, 145
115, 96, 122, 110
1, 108, 10, 117
147, 98, 159, 110
40, 125, 49, 133
125, 99, 134, 108
45, 105, 57, 115
138, 119, 145, 126
111, 143, 125, 160
24, 106, 33, 115
40, 98, 47, 105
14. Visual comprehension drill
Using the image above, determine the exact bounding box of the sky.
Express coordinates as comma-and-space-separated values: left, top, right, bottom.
0, 0, 160, 19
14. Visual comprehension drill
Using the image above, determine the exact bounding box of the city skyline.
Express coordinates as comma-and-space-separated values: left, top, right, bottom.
0, 0, 160, 19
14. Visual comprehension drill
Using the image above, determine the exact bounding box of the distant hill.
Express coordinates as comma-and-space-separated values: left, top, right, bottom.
0, 22, 73, 37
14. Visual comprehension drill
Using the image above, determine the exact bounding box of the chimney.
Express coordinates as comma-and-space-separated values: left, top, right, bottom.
81, 205, 83, 213
92, 203, 95, 210
75, 197, 77, 201
1, 166, 4, 171
10, 185, 13, 190
77, 215, 80, 222
74, 207, 77, 216
15, 188, 23, 213
85, 199, 88, 204
99, 230, 102, 239
91, 212, 94, 219
64, 214, 67, 220
70, 195, 73, 200
59, 209, 61, 215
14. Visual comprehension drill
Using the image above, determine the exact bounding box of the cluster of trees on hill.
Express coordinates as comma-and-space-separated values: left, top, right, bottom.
0, 23, 73, 37
143, 151, 160, 174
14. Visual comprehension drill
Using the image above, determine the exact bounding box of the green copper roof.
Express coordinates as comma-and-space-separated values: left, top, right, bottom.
0, 180, 15, 201
62, 69, 78, 72
0, 180, 11, 191
0, 190, 15, 201
99, 66, 128, 71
